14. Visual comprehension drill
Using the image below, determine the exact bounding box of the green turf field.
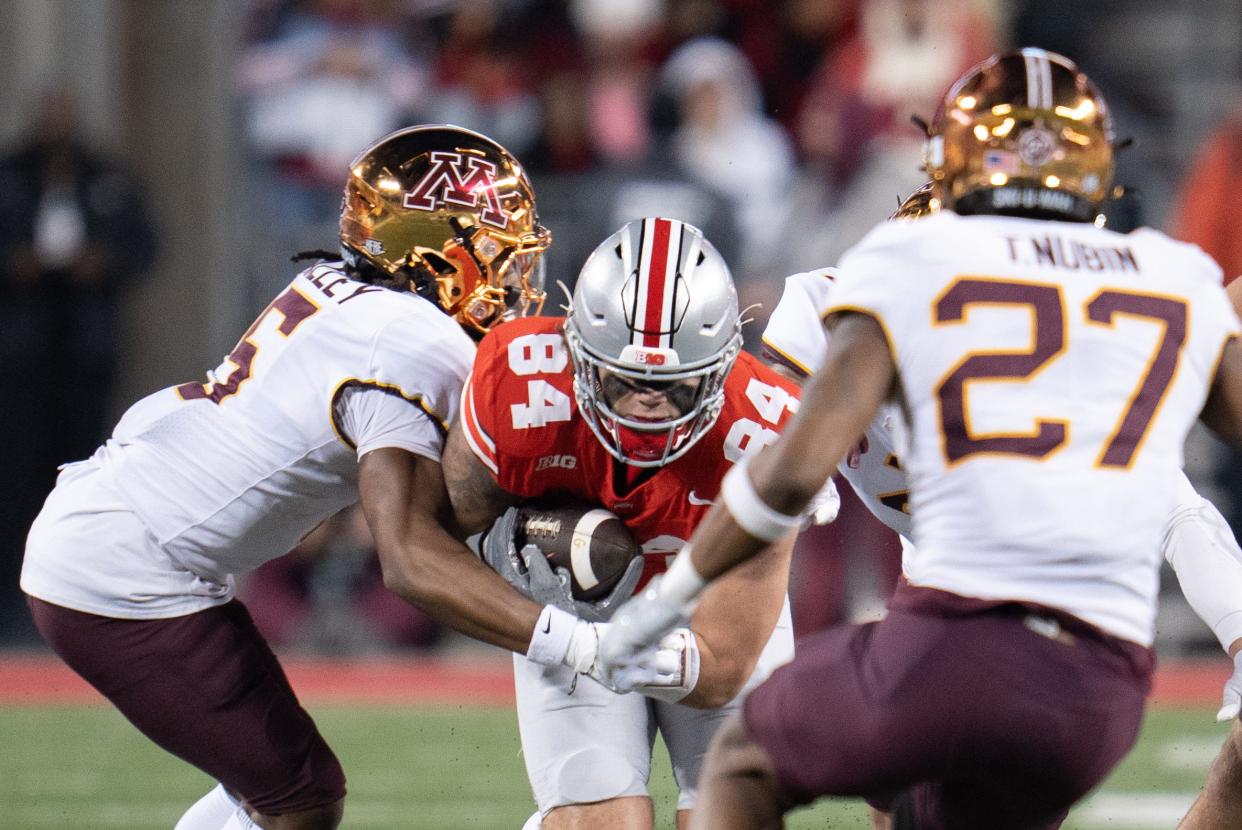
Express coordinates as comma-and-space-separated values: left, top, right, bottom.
0, 703, 1226, 829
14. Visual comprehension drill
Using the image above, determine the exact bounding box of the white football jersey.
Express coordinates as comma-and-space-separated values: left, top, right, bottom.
762, 269, 913, 541
828, 212, 1240, 645
23, 262, 474, 615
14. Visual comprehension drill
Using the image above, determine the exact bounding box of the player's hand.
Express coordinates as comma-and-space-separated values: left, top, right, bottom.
804, 475, 841, 527
611, 628, 701, 703
479, 506, 528, 589
597, 576, 691, 683
1216, 652, 1242, 722
524, 541, 643, 623
562, 622, 696, 700
482, 507, 643, 622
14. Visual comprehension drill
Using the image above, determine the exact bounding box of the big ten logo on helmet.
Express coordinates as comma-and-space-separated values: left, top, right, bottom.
619, 344, 677, 367
634, 350, 666, 366
535, 454, 577, 471
403, 151, 508, 228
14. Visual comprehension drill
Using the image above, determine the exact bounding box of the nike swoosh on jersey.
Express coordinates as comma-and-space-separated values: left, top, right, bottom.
687, 491, 713, 506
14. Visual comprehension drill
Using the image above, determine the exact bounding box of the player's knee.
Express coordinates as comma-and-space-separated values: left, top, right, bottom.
544, 748, 647, 808
542, 796, 652, 829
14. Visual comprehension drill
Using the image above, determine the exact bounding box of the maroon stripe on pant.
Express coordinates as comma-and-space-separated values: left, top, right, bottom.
743, 584, 1152, 830
27, 596, 346, 815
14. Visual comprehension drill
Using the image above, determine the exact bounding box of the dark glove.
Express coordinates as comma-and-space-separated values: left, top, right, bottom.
482, 507, 645, 622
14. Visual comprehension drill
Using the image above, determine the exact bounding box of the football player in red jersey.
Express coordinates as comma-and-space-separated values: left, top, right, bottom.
442, 217, 829, 830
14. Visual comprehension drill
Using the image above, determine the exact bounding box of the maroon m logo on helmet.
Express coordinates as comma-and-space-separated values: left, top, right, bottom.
403, 151, 508, 229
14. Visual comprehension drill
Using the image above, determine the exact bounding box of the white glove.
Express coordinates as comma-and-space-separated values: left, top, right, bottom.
526, 604, 608, 674
526, 605, 696, 699
597, 575, 692, 685
610, 627, 701, 703
1217, 652, 1242, 722
804, 476, 841, 527
564, 622, 701, 701
564, 620, 609, 683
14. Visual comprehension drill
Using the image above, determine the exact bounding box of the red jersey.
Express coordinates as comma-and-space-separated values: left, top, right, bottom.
461, 317, 802, 585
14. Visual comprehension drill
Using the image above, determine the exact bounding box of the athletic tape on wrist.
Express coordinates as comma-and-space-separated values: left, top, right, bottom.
526, 605, 577, 666
658, 548, 707, 608
720, 459, 802, 543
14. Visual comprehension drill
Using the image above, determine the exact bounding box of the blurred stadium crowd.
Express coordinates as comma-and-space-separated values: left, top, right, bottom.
2, 0, 1241, 653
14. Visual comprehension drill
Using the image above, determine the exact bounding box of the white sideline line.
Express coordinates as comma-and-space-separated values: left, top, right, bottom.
1158, 735, 1222, 771
1073, 793, 1195, 828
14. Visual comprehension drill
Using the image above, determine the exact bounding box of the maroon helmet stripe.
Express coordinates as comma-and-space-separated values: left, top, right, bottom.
641, 218, 674, 347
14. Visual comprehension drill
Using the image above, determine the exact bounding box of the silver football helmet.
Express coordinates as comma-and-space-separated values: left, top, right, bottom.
564, 217, 742, 467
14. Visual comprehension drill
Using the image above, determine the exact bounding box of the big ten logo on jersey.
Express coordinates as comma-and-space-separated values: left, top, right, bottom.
723, 378, 799, 462
506, 333, 573, 429
178, 286, 320, 405
536, 454, 577, 471
403, 151, 507, 229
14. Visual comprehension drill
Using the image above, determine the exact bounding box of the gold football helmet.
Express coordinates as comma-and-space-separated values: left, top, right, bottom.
890, 182, 938, 220
340, 124, 551, 334
924, 48, 1114, 222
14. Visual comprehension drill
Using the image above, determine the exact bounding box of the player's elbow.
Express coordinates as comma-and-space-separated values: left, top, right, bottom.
376, 541, 435, 607
378, 554, 419, 603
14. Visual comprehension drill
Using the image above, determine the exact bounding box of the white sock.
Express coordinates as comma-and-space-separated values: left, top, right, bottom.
174, 784, 260, 830
521, 811, 542, 830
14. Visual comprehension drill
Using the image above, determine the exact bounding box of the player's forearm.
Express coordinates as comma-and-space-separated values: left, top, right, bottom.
376, 528, 542, 654
680, 538, 793, 708
752, 317, 895, 515
1202, 340, 1242, 448
361, 448, 541, 652
679, 613, 777, 709
1164, 497, 1242, 653
678, 636, 756, 709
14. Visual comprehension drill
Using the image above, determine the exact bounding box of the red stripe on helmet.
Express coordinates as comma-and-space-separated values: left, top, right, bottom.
641, 218, 673, 347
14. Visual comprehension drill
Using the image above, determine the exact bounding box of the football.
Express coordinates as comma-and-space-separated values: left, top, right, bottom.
517, 504, 642, 601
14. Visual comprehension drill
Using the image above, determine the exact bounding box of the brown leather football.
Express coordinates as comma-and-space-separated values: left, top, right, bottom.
518, 504, 641, 600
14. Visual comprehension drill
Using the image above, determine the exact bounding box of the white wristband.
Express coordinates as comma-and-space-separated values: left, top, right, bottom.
720, 459, 802, 543
658, 547, 708, 608
526, 605, 577, 666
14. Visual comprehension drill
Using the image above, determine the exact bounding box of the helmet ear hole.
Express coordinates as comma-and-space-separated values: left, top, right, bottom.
419, 251, 455, 276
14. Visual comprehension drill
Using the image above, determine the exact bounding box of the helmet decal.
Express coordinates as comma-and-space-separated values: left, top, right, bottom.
1021, 48, 1054, 109
631, 217, 682, 350
402, 151, 508, 229
1017, 127, 1056, 167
